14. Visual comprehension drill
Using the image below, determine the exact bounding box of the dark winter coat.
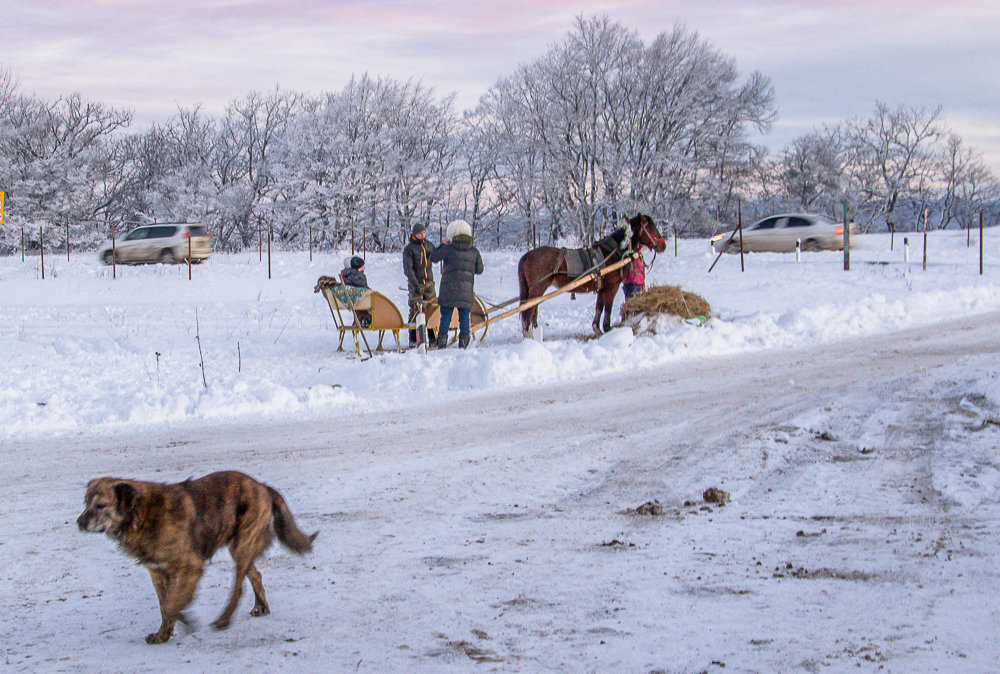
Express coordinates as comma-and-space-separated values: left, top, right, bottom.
429, 235, 484, 310
403, 237, 436, 287
341, 267, 369, 289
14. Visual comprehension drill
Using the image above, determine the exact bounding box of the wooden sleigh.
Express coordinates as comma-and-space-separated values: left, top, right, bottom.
319, 283, 490, 354
319, 285, 408, 353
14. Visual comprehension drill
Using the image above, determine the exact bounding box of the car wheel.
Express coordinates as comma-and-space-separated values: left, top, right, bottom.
102, 250, 115, 265
158, 248, 176, 264
801, 238, 821, 252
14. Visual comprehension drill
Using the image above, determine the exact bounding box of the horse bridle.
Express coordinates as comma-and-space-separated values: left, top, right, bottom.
631, 216, 665, 273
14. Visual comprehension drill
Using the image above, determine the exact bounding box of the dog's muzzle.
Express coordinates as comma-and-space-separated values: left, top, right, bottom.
77, 512, 90, 531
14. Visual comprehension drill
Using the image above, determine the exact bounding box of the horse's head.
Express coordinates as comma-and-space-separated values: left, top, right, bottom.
629, 213, 667, 253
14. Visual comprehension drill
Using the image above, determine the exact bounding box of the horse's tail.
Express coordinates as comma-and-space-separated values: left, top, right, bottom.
517, 254, 529, 302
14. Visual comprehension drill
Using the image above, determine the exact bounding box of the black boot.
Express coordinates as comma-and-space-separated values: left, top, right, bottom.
458, 333, 470, 349
435, 333, 449, 349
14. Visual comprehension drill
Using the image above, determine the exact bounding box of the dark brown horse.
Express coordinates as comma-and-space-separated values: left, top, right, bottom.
517, 213, 667, 337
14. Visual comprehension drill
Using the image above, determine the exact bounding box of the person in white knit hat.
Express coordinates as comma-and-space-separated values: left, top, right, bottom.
429, 219, 483, 348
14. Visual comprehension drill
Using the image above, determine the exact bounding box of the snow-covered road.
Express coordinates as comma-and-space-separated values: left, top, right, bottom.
5, 310, 1000, 672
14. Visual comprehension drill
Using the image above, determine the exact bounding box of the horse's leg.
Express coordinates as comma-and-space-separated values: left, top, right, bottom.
592, 287, 615, 334
522, 306, 534, 338
592, 296, 603, 335
602, 288, 615, 333
519, 258, 534, 338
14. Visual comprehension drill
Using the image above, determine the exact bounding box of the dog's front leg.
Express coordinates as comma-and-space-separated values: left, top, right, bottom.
146, 560, 203, 644
146, 568, 171, 643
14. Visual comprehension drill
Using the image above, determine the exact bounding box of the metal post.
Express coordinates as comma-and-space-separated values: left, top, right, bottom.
188, 236, 192, 280
40, 226, 45, 279
21, 227, 25, 262
111, 223, 117, 279
267, 218, 272, 280
66, 217, 70, 261
309, 223, 313, 262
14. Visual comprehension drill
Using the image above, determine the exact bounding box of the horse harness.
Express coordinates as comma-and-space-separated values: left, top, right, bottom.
525, 217, 661, 293
554, 226, 633, 292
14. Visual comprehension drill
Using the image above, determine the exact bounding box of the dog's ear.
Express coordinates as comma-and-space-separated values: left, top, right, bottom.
114, 482, 137, 515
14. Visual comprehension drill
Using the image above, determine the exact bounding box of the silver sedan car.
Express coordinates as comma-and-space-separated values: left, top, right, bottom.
711, 214, 856, 253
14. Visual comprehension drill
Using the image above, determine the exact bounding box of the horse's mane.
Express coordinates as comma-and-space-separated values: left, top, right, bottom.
594, 216, 639, 253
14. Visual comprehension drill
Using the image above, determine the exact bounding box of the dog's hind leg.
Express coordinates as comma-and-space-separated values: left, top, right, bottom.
213, 529, 270, 630
212, 556, 247, 630
246, 563, 270, 617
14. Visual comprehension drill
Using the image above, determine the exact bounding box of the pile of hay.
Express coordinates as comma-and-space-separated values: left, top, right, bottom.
621, 284, 711, 321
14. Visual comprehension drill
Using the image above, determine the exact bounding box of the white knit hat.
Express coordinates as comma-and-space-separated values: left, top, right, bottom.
446, 219, 472, 240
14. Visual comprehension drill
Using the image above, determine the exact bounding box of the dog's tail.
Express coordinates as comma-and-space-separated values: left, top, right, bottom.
267, 486, 317, 554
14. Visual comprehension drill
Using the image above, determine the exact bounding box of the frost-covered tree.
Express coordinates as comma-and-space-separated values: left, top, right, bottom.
270, 75, 458, 252
846, 102, 943, 231
0, 82, 131, 250
937, 134, 1000, 231
774, 127, 847, 216
480, 16, 775, 242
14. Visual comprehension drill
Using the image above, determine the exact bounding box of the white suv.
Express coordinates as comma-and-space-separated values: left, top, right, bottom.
98, 223, 212, 265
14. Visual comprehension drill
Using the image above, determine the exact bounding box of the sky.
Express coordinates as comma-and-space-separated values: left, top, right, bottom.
2, 0, 999, 171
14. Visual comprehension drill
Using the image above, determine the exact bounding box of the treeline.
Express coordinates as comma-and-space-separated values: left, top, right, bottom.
1, 16, 997, 253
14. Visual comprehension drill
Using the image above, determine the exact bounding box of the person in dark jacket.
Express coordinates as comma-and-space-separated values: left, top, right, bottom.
341, 255, 369, 289
403, 223, 437, 346
429, 219, 484, 349
340, 256, 371, 326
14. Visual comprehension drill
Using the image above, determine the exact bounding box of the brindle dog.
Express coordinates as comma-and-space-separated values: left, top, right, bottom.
77, 470, 317, 644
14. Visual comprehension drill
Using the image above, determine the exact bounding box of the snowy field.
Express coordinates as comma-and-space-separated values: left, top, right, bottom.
3, 230, 1000, 672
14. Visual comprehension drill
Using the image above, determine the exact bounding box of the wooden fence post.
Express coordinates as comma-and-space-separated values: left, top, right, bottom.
922, 209, 928, 271
842, 202, 850, 271
738, 200, 745, 273
980, 212, 984, 276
